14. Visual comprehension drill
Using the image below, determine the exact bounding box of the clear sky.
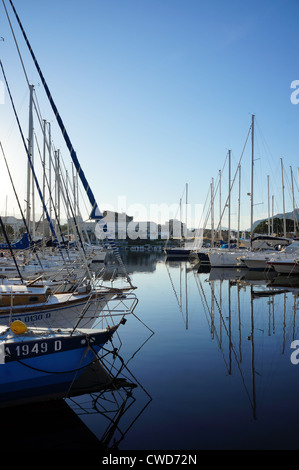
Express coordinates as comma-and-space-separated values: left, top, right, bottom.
0, 0, 298, 231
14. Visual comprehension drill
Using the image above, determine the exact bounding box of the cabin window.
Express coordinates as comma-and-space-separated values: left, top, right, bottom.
29, 296, 39, 302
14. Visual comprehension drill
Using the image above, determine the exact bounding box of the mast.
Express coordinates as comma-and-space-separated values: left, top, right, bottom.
0, 141, 32, 243
237, 164, 241, 248
48, 122, 52, 235
272, 194, 274, 235
250, 114, 255, 243
57, 150, 61, 225
211, 178, 214, 247
179, 196, 182, 242
8, 0, 132, 284
0, 59, 66, 264
281, 158, 286, 237
185, 182, 188, 240
71, 163, 76, 219
42, 119, 46, 250
219, 169, 222, 241
54, 149, 61, 235
290, 166, 296, 234
267, 175, 270, 235
228, 149, 231, 249
26, 84, 33, 234
66, 169, 70, 242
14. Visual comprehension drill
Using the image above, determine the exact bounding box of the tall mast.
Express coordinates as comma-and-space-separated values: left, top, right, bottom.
0, 60, 61, 250
281, 158, 286, 237
185, 182, 188, 239
42, 119, 46, 250
54, 149, 61, 235
48, 122, 52, 233
237, 164, 241, 248
211, 178, 214, 247
8, 0, 132, 284
228, 149, 231, 249
179, 197, 182, 240
267, 175, 270, 235
26, 84, 34, 234
272, 194, 274, 235
250, 114, 255, 242
290, 166, 296, 234
219, 169, 222, 241
9, 0, 103, 221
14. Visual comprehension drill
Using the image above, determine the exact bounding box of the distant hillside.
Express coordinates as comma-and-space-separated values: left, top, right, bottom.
252, 209, 299, 230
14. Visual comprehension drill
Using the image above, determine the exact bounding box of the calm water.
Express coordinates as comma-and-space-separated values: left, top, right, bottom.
4, 252, 299, 450
67, 252, 299, 450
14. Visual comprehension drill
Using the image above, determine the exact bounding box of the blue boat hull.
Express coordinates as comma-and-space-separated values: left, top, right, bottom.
0, 326, 116, 406
0, 347, 101, 405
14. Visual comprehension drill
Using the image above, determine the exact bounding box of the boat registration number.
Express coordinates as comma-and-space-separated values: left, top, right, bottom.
0, 338, 63, 363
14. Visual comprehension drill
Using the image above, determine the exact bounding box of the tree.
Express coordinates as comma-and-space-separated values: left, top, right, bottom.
0, 223, 14, 241
253, 218, 297, 236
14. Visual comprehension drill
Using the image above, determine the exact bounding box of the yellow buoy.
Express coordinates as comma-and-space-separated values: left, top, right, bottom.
9, 320, 28, 335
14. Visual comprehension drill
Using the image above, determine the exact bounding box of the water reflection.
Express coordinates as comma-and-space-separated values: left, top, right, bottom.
4, 253, 299, 449
0, 346, 152, 450
102, 251, 163, 279
166, 257, 299, 423
0, 265, 154, 450
165, 260, 191, 330
66, 346, 152, 450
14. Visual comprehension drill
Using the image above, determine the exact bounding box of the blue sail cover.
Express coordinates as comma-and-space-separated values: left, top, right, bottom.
0, 232, 30, 250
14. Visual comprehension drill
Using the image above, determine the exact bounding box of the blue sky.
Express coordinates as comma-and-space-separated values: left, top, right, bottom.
0, 0, 298, 231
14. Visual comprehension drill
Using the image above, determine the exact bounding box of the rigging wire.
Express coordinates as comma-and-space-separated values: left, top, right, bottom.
7, 0, 133, 287
3, 0, 134, 288
0, 60, 63, 253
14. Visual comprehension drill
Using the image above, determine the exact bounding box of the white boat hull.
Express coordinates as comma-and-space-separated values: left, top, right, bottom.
208, 250, 248, 268
267, 260, 299, 274
0, 290, 117, 328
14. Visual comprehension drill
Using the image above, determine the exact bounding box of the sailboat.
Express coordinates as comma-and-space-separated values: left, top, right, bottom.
194, 149, 245, 268
0, 280, 136, 328
208, 115, 282, 269
267, 257, 299, 275
240, 240, 299, 270
0, 320, 122, 404
1, 1, 135, 277
0, 212, 133, 330
0, 0, 138, 398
